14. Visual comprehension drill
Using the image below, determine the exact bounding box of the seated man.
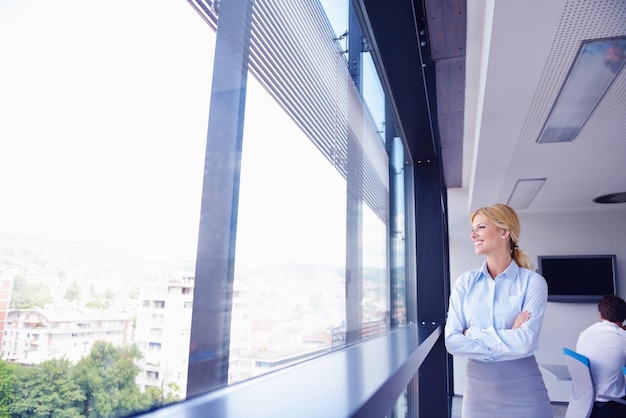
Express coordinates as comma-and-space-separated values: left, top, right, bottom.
577, 294, 626, 418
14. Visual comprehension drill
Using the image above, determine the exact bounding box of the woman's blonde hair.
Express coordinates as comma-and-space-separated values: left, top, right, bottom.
470, 203, 533, 270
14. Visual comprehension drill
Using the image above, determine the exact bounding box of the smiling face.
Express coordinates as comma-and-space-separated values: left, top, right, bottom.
470, 213, 509, 256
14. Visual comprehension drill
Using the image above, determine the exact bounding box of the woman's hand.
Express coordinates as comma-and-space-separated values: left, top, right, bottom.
512, 310, 531, 329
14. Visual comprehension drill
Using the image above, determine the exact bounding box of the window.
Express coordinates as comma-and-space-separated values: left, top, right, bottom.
0, 0, 413, 416
150, 328, 163, 337
187, 0, 401, 398
1, 0, 213, 413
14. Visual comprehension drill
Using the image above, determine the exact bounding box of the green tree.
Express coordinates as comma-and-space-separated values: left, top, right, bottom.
64, 281, 81, 301
30, 284, 53, 308
104, 288, 116, 301
89, 284, 97, 299
73, 342, 151, 418
10, 276, 53, 309
9, 275, 28, 309
162, 382, 181, 405
128, 287, 140, 299
85, 300, 108, 309
10, 358, 84, 418
144, 382, 181, 408
0, 360, 19, 417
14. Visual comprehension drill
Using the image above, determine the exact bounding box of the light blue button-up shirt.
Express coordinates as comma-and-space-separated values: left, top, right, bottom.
444, 260, 548, 362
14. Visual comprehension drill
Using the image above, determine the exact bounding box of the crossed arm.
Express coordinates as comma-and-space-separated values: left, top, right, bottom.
444, 277, 547, 361
462, 310, 530, 335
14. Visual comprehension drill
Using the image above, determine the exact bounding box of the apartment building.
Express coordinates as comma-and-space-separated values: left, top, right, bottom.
135, 277, 195, 398
2, 308, 133, 364
0, 271, 12, 348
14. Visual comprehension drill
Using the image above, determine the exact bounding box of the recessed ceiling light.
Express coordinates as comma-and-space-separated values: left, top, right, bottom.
593, 192, 626, 204
507, 178, 547, 209
537, 37, 626, 144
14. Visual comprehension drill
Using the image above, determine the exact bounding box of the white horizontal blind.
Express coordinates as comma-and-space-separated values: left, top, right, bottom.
188, 0, 389, 224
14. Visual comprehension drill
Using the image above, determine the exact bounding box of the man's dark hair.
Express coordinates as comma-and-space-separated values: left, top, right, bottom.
598, 294, 626, 323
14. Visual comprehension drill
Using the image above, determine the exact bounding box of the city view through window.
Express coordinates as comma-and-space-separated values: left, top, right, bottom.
0, 1, 396, 416
0, 1, 214, 415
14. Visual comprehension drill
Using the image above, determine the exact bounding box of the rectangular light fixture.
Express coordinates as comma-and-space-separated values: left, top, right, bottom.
507, 178, 546, 209
537, 37, 626, 143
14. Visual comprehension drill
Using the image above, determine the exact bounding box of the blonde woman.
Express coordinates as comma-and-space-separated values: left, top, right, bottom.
445, 203, 552, 417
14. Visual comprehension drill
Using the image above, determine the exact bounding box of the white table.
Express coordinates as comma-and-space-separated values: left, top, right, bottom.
540, 364, 571, 381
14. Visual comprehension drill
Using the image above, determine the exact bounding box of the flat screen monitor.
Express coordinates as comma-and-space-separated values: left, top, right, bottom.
538, 255, 618, 303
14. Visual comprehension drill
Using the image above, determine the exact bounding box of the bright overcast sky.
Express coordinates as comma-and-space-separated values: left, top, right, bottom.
0, 0, 214, 261
0, 0, 385, 269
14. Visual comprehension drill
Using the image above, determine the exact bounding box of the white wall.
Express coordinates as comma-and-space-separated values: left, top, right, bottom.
447, 188, 626, 401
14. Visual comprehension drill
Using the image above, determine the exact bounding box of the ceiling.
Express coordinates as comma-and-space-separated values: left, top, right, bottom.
363, 0, 626, 215
460, 0, 626, 214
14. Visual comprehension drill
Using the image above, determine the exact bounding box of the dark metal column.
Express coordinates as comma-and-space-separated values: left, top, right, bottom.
414, 159, 450, 418
187, 0, 255, 398
355, 0, 452, 415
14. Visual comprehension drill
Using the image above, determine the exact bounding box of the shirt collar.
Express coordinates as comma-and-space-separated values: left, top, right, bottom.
479, 260, 519, 280
600, 319, 622, 328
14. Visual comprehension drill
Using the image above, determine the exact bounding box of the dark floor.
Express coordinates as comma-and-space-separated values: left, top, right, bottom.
450, 395, 568, 417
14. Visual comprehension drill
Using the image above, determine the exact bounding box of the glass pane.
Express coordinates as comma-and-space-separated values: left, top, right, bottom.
388, 387, 408, 418
390, 137, 408, 327
1, 0, 413, 413
363, 51, 386, 141
230, 78, 347, 383
319, 0, 349, 41
0, 0, 214, 415
362, 205, 388, 334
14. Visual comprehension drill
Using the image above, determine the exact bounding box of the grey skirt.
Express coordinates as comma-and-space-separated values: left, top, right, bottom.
462, 356, 553, 418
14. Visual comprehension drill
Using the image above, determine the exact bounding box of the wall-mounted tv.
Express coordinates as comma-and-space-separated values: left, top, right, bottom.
538, 255, 618, 303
